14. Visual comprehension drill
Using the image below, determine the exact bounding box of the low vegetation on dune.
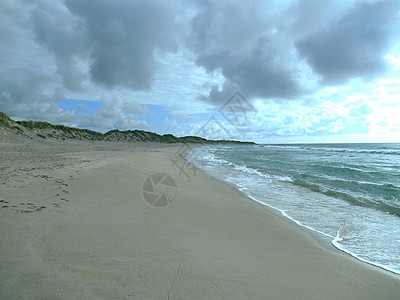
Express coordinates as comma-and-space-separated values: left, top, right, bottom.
0, 112, 255, 145
0, 112, 12, 128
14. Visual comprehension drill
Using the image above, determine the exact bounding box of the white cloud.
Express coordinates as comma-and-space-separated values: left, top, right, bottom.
173, 112, 199, 122
387, 55, 400, 69
123, 102, 150, 115
1, 0, 399, 143
162, 117, 179, 128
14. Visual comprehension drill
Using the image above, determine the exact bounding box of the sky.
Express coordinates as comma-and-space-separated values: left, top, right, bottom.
1, 0, 400, 143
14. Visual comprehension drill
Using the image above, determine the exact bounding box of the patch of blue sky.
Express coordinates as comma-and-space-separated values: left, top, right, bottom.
141, 104, 208, 133
60, 99, 103, 115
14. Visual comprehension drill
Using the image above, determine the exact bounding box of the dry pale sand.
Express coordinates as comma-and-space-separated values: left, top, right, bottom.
1, 139, 400, 299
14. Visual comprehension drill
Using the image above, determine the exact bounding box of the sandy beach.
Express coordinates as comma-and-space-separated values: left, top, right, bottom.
1, 139, 400, 299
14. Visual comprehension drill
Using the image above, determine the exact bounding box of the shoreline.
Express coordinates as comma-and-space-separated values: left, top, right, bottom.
189, 145, 400, 278
237, 182, 400, 278
1, 140, 400, 299
191, 158, 400, 279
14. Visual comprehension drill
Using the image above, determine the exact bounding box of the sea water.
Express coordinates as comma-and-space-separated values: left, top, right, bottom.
189, 143, 400, 275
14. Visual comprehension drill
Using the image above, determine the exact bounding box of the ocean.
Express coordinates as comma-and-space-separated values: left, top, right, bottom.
189, 143, 400, 275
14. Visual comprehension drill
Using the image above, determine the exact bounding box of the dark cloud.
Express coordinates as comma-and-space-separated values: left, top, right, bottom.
65, 0, 179, 90
1, 0, 399, 139
0, 0, 181, 121
31, 1, 86, 90
285, 0, 357, 39
196, 39, 304, 101
296, 0, 400, 84
0, 1, 60, 118
189, 0, 400, 104
188, 1, 318, 104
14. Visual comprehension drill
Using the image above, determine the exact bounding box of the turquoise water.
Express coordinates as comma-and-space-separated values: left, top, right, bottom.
190, 143, 400, 274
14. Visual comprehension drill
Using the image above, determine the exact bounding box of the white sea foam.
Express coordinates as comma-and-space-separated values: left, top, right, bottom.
189, 145, 400, 276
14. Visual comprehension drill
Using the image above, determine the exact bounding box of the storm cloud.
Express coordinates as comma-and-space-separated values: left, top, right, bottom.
188, 0, 315, 103
0, 0, 182, 119
296, 0, 400, 84
33, 0, 180, 90
189, 0, 400, 103
0, 0, 399, 141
